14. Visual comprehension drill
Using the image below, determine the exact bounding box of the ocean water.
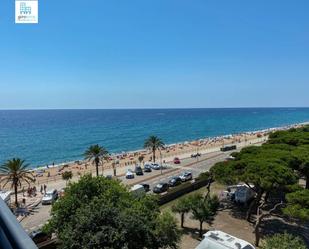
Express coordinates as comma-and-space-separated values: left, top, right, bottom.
1, 108, 309, 167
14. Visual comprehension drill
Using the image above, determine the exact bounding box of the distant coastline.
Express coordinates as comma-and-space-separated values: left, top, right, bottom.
1, 108, 309, 168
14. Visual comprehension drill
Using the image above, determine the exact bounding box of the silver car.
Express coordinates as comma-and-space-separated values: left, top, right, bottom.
42, 189, 58, 205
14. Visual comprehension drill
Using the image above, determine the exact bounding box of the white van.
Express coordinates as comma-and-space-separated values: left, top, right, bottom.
234, 185, 255, 204
227, 184, 255, 204
130, 184, 145, 197
195, 230, 255, 249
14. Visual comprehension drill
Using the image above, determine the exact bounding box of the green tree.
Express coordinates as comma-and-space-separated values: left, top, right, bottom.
62, 171, 73, 185
210, 145, 298, 247
138, 155, 144, 166
283, 189, 309, 221
292, 145, 309, 189
190, 194, 219, 237
154, 211, 181, 249
261, 233, 307, 249
144, 136, 165, 163
45, 175, 180, 249
172, 196, 193, 228
84, 144, 109, 177
0, 158, 35, 206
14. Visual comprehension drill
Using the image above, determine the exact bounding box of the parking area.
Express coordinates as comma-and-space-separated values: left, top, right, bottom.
20, 150, 236, 234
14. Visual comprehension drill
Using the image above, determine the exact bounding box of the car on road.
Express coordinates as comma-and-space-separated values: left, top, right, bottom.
179, 171, 193, 182
144, 164, 152, 172
191, 153, 201, 158
42, 189, 58, 205
173, 157, 181, 164
140, 183, 150, 192
168, 176, 182, 187
29, 230, 51, 244
134, 166, 144, 175
151, 163, 161, 170
153, 183, 169, 194
126, 169, 135, 179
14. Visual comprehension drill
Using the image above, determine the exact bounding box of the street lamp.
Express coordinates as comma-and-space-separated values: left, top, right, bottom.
159, 148, 163, 175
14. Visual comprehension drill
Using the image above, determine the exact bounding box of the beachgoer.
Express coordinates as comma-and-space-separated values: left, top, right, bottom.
44, 184, 47, 194
40, 185, 43, 193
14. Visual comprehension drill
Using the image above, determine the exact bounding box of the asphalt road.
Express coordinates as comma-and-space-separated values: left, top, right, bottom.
21, 149, 234, 233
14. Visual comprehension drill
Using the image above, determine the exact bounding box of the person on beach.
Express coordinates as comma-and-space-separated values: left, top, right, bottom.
40, 185, 43, 194
44, 184, 47, 194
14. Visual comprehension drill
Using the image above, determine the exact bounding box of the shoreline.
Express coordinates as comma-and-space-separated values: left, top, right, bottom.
31, 121, 309, 173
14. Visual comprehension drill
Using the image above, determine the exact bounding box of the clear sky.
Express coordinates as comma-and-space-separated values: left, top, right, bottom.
0, 0, 308, 109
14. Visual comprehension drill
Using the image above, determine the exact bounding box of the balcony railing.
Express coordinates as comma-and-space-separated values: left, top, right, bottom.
0, 197, 38, 249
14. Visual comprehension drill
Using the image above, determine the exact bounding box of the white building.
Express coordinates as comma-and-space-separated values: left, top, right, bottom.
195, 230, 255, 249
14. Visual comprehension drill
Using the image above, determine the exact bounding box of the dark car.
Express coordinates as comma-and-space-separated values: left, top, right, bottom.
29, 230, 51, 244
168, 177, 182, 187
173, 157, 181, 164
141, 183, 150, 192
134, 166, 144, 175
153, 183, 169, 194
191, 153, 201, 158
144, 164, 152, 172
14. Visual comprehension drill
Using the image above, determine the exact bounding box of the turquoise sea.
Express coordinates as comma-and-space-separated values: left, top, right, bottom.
1, 108, 309, 168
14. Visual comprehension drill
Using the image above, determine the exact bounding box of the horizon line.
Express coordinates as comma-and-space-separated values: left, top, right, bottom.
1, 106, 309, 111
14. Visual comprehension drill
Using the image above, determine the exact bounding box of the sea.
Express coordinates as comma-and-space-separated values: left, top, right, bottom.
1, 108, 309, 168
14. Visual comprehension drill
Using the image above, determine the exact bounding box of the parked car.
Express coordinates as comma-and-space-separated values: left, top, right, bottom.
168, 176, 182, 187
151, 163, 161, 170
173, 157, 181, 164
126, 169, 135, 179
179, 171, 192, 182
144, 164, 152, 172
141, 183, 150, 192
153, 183, 169, 194
29, 230, 51, 244
130, 184, 146, 197
191, 153, 201, 158
42, 189, 58, 205
134, 166, 144, 175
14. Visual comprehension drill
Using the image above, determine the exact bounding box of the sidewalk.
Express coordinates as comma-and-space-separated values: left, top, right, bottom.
14, 192, 43, 222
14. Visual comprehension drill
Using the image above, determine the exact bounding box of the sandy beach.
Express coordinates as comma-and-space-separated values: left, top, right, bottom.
6, 121, 302, 190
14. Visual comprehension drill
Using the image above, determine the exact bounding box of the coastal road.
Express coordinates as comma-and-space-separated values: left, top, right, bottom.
120, 151, 231, 190
20, 149, 235, 233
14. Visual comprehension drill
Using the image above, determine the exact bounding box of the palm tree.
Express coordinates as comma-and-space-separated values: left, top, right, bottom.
0, 158, 35, 206
144, 136, 165, 163
138, 155, 144, 166
84, 144, 108, 177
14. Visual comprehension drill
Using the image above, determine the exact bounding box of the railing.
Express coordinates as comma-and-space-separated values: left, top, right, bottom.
0, 198, 38, 249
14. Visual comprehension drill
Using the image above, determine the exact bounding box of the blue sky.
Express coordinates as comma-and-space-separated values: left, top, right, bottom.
0, 0, 308, 109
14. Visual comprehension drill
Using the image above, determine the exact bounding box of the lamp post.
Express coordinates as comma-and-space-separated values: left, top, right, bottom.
159, 148, 163, 175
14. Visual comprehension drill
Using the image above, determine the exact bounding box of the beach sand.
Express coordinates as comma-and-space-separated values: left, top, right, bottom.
1, 122, 307, 190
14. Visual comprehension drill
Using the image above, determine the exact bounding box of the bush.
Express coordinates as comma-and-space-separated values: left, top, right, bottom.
261, 233, 307, 249
45, 175, 180, 249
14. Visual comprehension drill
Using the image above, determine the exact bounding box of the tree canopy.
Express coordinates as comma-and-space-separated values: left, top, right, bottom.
84, 144, 109, 177
0, 158, 35, 206
144, 136, 165, 163
284, 189, 309, 221
261, 233, 307, 249
45, 175, 180, 249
